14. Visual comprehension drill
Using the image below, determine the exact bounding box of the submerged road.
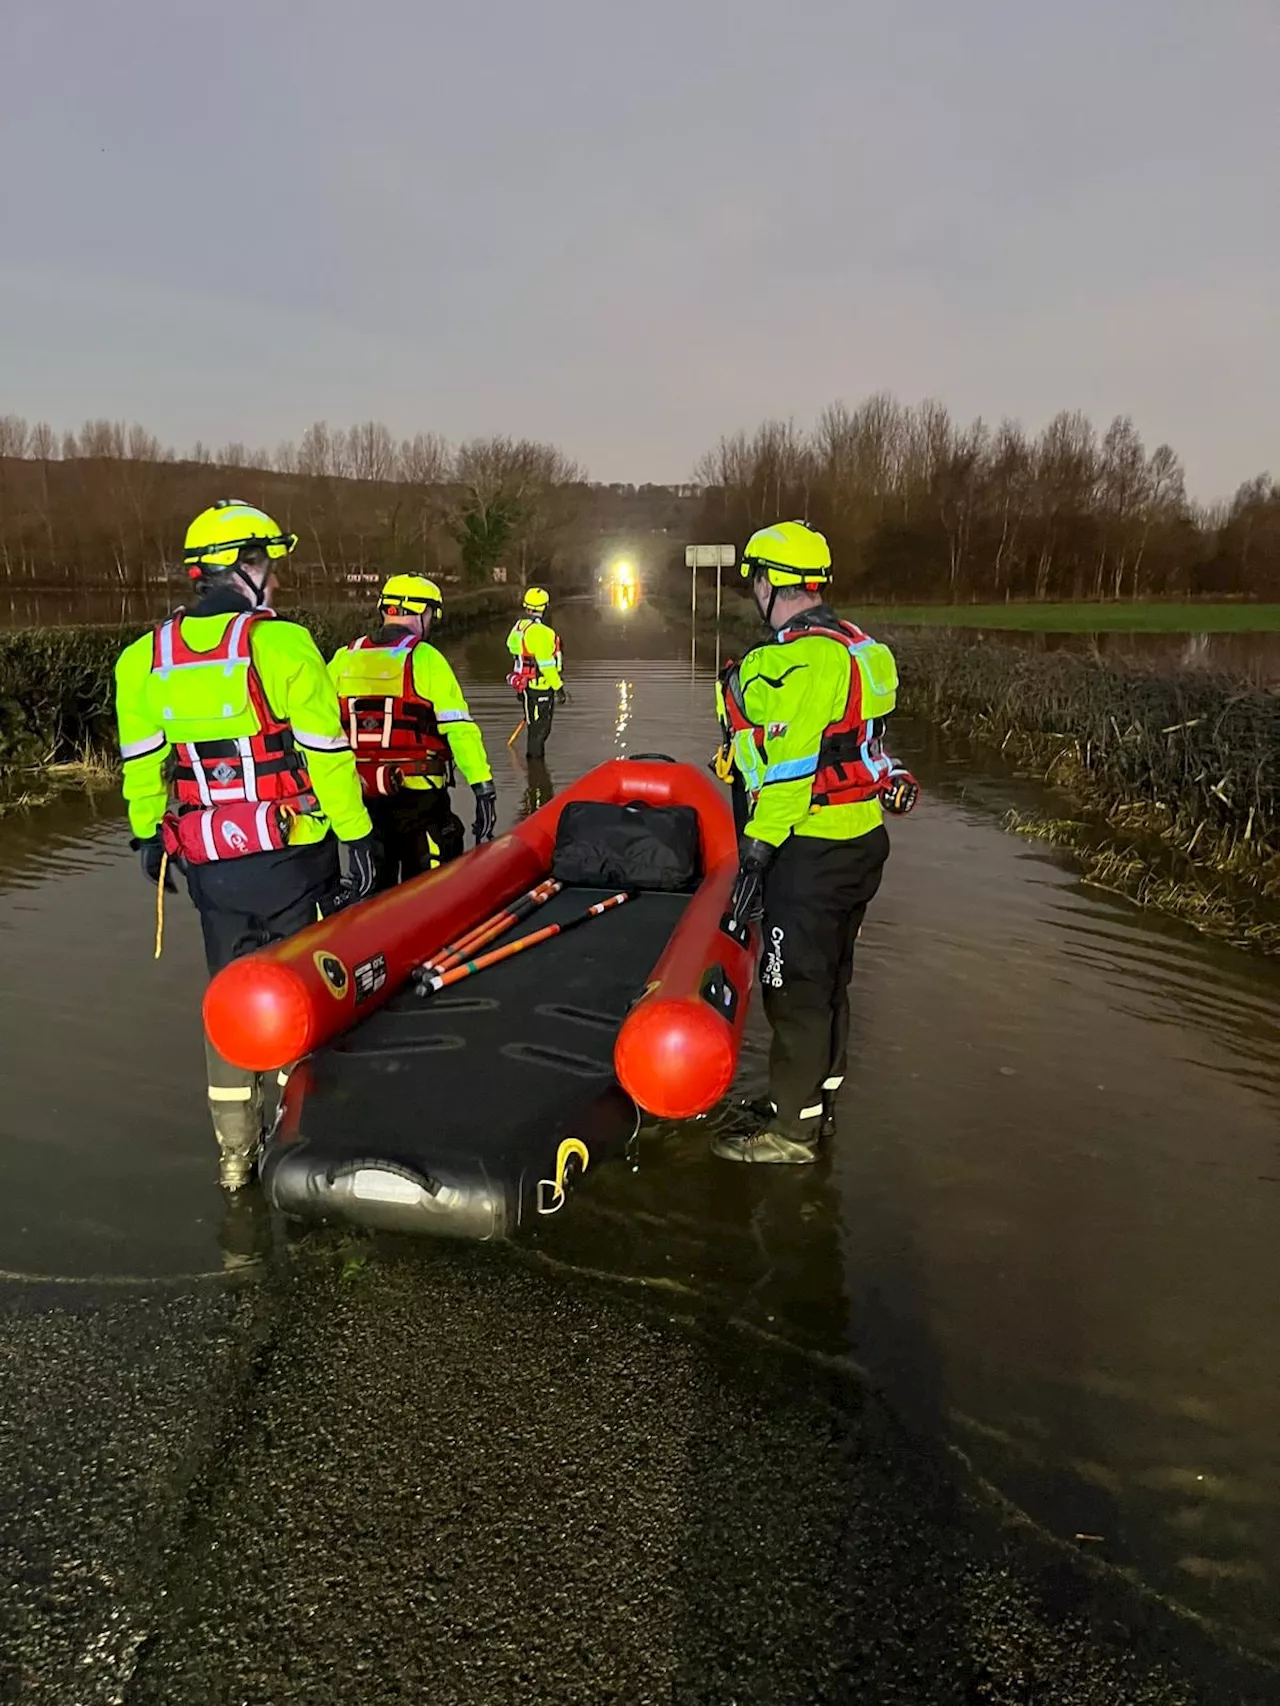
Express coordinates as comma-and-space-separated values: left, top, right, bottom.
2, 602, 1279, 1701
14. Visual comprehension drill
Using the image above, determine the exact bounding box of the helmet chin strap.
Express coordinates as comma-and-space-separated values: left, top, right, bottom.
230, 563, 270, 608
754, 572, 780, 629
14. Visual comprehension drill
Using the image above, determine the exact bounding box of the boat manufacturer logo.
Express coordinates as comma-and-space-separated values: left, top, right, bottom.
763, 926, 785, 989
313, 951, 350, 999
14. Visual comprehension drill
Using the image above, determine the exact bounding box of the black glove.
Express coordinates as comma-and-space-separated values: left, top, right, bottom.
335, 834, 377, 908
882, 767, 920, 815
555, 687, 569, 706
721, 836, 774, 945
132, 833, 177, 891
472, 780, 497, 844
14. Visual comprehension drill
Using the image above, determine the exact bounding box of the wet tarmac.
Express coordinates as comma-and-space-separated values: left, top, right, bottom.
6, 1257, 1278, 1705
2, 598, 1278, 1701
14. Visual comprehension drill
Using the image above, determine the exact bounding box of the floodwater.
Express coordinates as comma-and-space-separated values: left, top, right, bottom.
935, 625, 1280, 683
1, 598, 1278, 1661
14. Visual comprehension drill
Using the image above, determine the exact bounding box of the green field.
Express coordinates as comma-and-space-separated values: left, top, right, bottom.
844, 602, 1280, 634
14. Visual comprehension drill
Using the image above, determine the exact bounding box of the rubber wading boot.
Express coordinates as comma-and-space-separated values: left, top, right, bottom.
210, 1096, 264, 1192
711, 1127, 818, 1165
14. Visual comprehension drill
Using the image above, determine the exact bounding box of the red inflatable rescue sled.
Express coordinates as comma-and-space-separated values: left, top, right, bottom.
204, 757, 754, 1123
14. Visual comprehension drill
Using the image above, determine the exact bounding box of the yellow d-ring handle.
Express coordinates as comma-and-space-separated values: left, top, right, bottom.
537, 1138, 590, 1215
554, 1137, 589, 1193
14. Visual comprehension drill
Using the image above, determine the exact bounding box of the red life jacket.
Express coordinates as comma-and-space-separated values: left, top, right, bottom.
506, 619, 562, 695
336, 634, 451, 798
722, 617, 894, 807
152, 610, 316, 814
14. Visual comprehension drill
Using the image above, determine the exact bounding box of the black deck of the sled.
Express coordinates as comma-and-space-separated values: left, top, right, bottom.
286, 887, 689, 1169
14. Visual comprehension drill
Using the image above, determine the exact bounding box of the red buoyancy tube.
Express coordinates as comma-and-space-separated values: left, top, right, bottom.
338, 635, 451, 797
156, 611, 316, 812
613, 855, 750, 1118
203, 759, 750, 1098
722, 618, 889, 806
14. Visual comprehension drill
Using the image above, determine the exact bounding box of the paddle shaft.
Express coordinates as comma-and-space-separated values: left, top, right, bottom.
431, 882, 559, 973
419, 890, 632, 994
417, 880, 561, 979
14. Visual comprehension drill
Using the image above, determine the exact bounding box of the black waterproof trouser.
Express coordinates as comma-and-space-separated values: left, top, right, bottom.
523, 688, 556, 761
758, 826, 890, 1140
185, 838, 342, 1117
368, 786, 465, 891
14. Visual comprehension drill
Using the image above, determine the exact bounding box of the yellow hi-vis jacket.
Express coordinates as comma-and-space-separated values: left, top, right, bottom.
726, 610, 897, 849
506, 617, 563, 692
114, 612, 372, 847
327, 637, 492, 792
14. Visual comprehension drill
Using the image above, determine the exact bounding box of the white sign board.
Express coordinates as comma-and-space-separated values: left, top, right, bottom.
685, 543, 736, 569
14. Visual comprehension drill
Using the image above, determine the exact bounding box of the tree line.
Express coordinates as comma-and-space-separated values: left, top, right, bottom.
2, 399, 1278, 602
693, 398, 1280, 602
0, 417, 588, 590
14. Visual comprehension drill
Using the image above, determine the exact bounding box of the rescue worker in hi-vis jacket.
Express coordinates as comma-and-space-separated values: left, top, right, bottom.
329, 574, 496, 889
114, 500, 375, 1191
506, 586, 564, 760
715, 520, 919, 1164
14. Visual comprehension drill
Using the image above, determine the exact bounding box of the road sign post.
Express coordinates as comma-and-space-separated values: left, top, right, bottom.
684, 544, 736, 673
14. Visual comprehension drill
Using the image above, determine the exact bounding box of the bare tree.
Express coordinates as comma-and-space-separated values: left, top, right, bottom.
447, 437, 583, 584
396, 432, 451, 574
689, 396, 1241, 603
345, 421, 396, 483
0, 415, 32, 458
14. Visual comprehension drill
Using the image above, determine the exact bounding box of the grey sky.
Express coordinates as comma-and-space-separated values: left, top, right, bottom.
2, 0, 1275, 499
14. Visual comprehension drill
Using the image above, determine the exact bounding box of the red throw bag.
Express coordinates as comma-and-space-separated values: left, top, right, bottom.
162, 802, 293, 864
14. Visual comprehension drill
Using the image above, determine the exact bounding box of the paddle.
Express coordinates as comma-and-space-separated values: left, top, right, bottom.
416, 890, 633, 996
414, 879, 562, 983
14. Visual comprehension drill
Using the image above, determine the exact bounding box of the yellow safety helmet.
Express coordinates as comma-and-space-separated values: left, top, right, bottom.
183, 500, 298, 573
523, 585, 550, 613
740, 520, 831, 587
379, 574, 442, 619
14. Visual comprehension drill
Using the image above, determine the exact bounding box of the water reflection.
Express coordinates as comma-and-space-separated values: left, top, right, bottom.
615, 679, 632, 751
519, 759, 554, 821
897, 624, 1280, 683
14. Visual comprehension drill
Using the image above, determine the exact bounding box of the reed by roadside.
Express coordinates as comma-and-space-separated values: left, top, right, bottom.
706, 604, 1280, 950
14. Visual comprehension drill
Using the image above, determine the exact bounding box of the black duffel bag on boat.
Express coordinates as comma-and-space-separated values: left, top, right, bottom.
551, 800, 701, 892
